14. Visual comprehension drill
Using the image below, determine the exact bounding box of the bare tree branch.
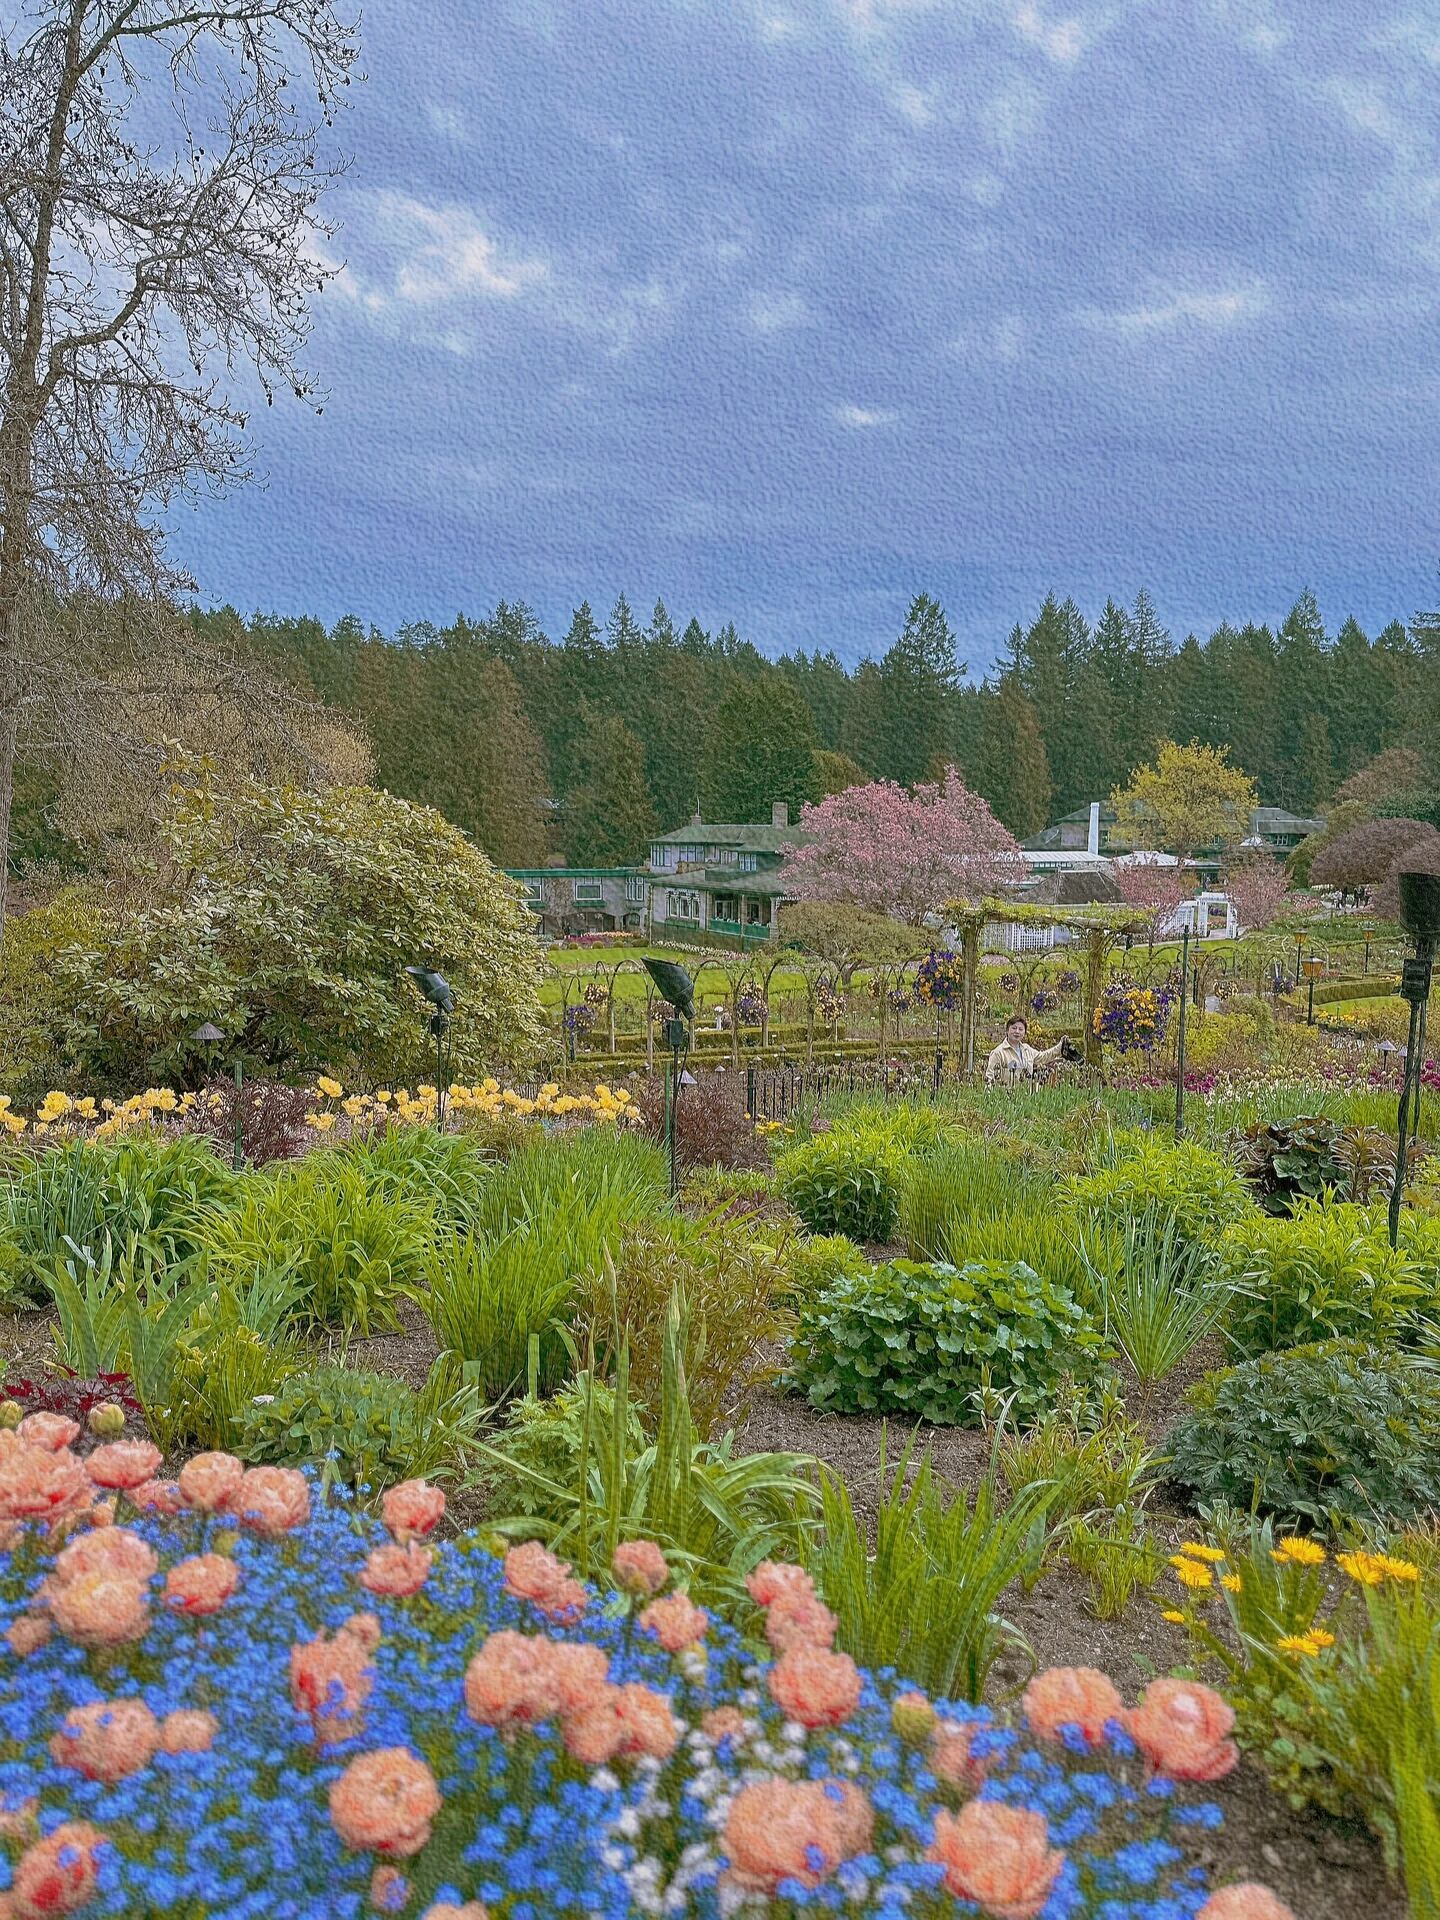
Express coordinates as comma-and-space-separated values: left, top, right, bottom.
0, 0, 358, 931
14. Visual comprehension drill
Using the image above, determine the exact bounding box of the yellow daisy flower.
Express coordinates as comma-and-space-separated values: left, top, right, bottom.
1271, 1538, 1327, 1567
1374, 1555, 1420, 1584
1160, 1609, 1187, 1625
1220, 1574, 1243, 1593
1178, 1543, 1227, 1563
1276, 1633, 1322, 1658
1337, 1551, 1386, 1587
1172, 1559, 1214, 1590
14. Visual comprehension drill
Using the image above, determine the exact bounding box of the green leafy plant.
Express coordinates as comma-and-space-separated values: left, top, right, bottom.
0, 1133, 238, 1302
786, 1259, 1109, 1427
935, 1205, 1100, 1309
804, 1434, 1052, 1702
1170, 1338, 1440, 1528
419, 1203, 610, 1403
1220, 1198, 1429, 1357
1237, 1114, 1394, 1215
1081, 1204, 1227, 1380
775, 1128, 905, 1242
1065, 1515, 1163, 1621
327, 1127, 492, 1232
1063, 1134, 1251, 1244
784, 1232, 872, 1300
998, 1389, 1158, 1521
480, 1374, 648, 1522
200, 1159, 435, 1333
472, 1291, 819, 1606
472, 1129, 669, 1239
236, 1357, 484, 1491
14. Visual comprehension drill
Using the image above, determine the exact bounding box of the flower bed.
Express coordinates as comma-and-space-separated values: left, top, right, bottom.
0, 1421, 1295, 1920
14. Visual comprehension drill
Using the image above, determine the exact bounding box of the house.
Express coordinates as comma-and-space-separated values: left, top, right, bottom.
644, 802, 801, 946
508, 866, 648, 937
1023, 800, 1324, 880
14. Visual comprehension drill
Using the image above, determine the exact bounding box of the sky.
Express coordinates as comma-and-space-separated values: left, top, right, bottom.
169, 0, 1440, 674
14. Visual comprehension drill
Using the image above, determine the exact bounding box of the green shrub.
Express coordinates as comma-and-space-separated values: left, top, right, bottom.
805, 1436, 1052, 1702
898, 1141, 1041, 1261
574, 1214, 793, 1438
1169, 1339, 1440, 1528
786, 1259, 1109, 1427
776, 1129, 905, 1241
1063, 1134, 1251, 1243
200, 1160, 434, 1333
784, 1233, 872, 1300
326, 1127, 491, 1232
1082, 1204, 1228, 1380
1, 1133, 239, 1302
998, 1388, 1158, 1520
0, 885, 99, 1100
934, 1206, 1100, 1309
420, 1202, 609, 1403
1220, 1199, 1430, 1357
235, 1358, 483, 1491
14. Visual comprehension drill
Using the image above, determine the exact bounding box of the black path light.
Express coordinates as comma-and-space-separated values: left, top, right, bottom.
1387, 871, 1440, 1249
405, 967, 455, 1130
642, 957, 694, 1195
191, 1021, 244, 1170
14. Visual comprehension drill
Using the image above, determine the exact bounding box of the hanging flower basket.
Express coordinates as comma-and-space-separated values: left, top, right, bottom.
915, 949, 965, 1014
1091, 982, 1172, 1054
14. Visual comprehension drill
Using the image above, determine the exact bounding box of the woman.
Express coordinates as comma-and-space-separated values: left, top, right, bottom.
985, 1013, 1073, 1086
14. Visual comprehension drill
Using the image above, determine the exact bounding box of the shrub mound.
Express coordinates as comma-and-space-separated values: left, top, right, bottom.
1169, 1337, 1440, 1528
786, 1259, 1109, 1425
0, 1429, 1284, 1919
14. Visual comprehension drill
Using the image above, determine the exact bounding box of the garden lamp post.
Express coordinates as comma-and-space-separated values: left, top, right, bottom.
1302, 954, 1324, 1025
1387, 871, 1440, 1249
404, 967, 455, 1130
191, 1021, 244, 1171
642, 957, 694, 1195
1174, 926, 1190, 1141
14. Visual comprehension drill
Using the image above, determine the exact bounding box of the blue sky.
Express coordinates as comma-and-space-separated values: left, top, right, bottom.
175, 0, 1440, 674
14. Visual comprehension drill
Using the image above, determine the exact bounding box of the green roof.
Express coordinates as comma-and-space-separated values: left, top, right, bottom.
649, 820, 800, 852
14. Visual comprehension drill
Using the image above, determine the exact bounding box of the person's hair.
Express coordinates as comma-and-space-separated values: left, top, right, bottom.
1005, 1012, 1029, 1031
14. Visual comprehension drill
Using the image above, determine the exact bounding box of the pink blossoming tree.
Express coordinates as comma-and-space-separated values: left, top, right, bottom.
1223, 854, 1306, 933
780, 768, 1020, 926
1111, 857, 1191, 953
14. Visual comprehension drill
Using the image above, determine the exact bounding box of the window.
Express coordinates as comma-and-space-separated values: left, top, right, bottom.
574, 879, 602, 903
746, 898, 765, 925
625, 876, 647, 903
713, 894, 739, 922
739, 852, 757, 873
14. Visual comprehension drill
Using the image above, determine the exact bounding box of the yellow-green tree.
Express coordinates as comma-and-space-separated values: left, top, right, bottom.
1110, 740, 1258, 863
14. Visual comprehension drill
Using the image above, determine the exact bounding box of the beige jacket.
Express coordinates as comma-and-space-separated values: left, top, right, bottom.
984, 1037, 1065, 1085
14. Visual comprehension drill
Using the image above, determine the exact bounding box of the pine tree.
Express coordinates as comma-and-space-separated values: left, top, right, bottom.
562, 704, 657, 865
972, 673, 1052, 836
877, 593, 963, 785
701, 673, 820, 821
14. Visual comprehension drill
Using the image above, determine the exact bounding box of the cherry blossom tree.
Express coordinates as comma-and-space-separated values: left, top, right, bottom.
1223, 854, 1303, 933
780, 767, 1020, 926
1111, 857, 1191, 953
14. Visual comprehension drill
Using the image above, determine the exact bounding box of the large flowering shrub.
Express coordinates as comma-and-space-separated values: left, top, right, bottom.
0, 1427, 1293, 1920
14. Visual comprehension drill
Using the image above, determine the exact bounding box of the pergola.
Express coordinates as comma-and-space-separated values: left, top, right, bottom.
945, 899, 1153, 1071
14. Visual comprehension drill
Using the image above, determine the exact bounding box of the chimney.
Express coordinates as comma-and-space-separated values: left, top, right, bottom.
1087, 801, 1101, 858
772, 801, 789, 830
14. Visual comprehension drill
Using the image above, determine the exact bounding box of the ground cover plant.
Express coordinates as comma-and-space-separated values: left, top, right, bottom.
0, 1425, 1304, 1920
786, 1257, 1110, 1426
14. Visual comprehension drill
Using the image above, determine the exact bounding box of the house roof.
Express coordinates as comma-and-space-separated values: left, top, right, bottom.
649, 820, 800, 852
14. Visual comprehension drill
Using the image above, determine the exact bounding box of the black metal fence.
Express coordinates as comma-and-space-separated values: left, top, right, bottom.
743, 1053, 945, 1122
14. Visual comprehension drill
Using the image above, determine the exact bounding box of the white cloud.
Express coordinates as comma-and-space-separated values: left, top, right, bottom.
749, 289, 809, 331
1083, 283, 1269, 332
832, 402, 897, 427
371, 195, 548, 303
1011, 3, 1086, 63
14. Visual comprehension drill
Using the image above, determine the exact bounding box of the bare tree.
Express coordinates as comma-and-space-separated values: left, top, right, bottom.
0, 0, 359, 934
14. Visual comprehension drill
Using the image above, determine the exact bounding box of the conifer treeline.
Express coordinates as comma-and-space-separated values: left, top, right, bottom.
192, 585, 1440, 869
